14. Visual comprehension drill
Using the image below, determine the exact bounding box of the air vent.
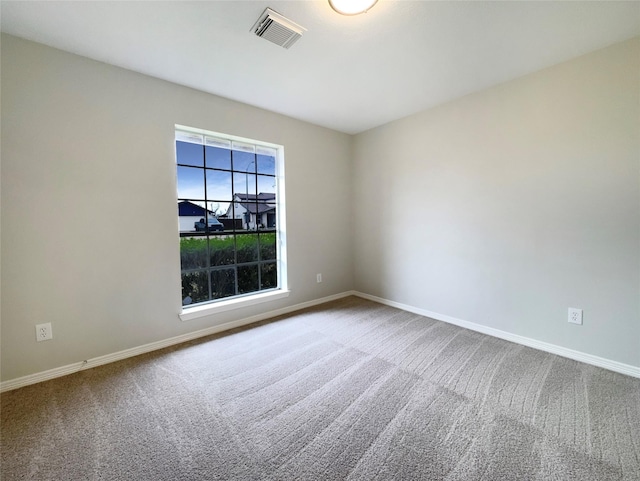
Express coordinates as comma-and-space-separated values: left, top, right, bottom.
251, 8, 306, 49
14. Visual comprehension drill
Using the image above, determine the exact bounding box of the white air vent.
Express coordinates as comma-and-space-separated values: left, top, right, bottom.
251, 8, 306, 49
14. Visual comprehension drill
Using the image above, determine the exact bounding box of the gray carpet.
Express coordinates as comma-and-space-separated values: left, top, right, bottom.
2, 296, 639, 480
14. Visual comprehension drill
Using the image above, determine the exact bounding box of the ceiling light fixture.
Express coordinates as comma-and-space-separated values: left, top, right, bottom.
329, 0, 378, 16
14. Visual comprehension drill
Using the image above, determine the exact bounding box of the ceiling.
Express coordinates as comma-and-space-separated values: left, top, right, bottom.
2, 1, 639, 134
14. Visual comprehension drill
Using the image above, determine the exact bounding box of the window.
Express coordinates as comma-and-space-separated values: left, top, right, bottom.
175, 126, 285, 309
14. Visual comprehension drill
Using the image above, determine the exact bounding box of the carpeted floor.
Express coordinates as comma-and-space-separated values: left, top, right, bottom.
2, 296, 639, 480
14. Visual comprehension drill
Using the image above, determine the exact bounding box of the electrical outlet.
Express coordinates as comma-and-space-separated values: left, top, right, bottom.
36, 322, 53, 342
568, 308, 583, 325
316, 273, 322, 283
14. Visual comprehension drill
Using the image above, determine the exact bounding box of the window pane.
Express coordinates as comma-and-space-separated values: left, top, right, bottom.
221, 203, 241, 232
205, 145, 231, 170
209, 235, 235, 266
180, 237, 209, 270
229, 200, 246, 231
256, 151, 276, 175
233, 172, 256, 197
233, 150, 256, 173
176, 141, 204, 167
236, 234, 259, 263
257, 175, 276, 196
182, 271, 209, 305
260, 262, 277, 290
260, 232, 277, 260
242, 202, 259, 231
178, 201, 207, 233
256, 202, 276, 230
265, 212, 277, 230
177, 166, 204, 200
211, 268, 235, 299
217, 202, 233, 222
206, 170, 233, 201
238, 265, 259, 294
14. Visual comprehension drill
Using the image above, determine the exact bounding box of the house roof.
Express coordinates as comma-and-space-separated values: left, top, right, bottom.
177, 201, 213, 217
234, 193, 276, 202
240, 203, 276, 215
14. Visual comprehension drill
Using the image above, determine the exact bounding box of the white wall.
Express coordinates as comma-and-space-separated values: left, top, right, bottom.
353, 37, 640, 368
3, 33, 638, 383
1, 34, 353, 381
179, 216, 200, 232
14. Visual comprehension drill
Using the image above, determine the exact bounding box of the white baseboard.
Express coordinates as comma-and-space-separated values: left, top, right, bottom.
353, 291, 640, 379
0, 291, 354, 393
3, 289, 637, 392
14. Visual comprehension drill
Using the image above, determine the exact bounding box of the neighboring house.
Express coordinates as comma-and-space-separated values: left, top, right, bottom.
178, 201, 217, 232
226, 193, 276, 230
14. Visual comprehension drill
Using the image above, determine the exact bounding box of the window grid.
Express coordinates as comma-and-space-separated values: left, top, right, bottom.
177, 133, 279, 307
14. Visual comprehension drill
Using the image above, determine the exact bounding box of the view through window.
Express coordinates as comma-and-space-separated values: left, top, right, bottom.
175, 128, 282, 307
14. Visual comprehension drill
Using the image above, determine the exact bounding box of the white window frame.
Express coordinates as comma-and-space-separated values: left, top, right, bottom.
175, 124, 288, 321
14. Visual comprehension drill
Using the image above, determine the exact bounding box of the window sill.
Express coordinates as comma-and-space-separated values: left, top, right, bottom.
179, 289, 290, 322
